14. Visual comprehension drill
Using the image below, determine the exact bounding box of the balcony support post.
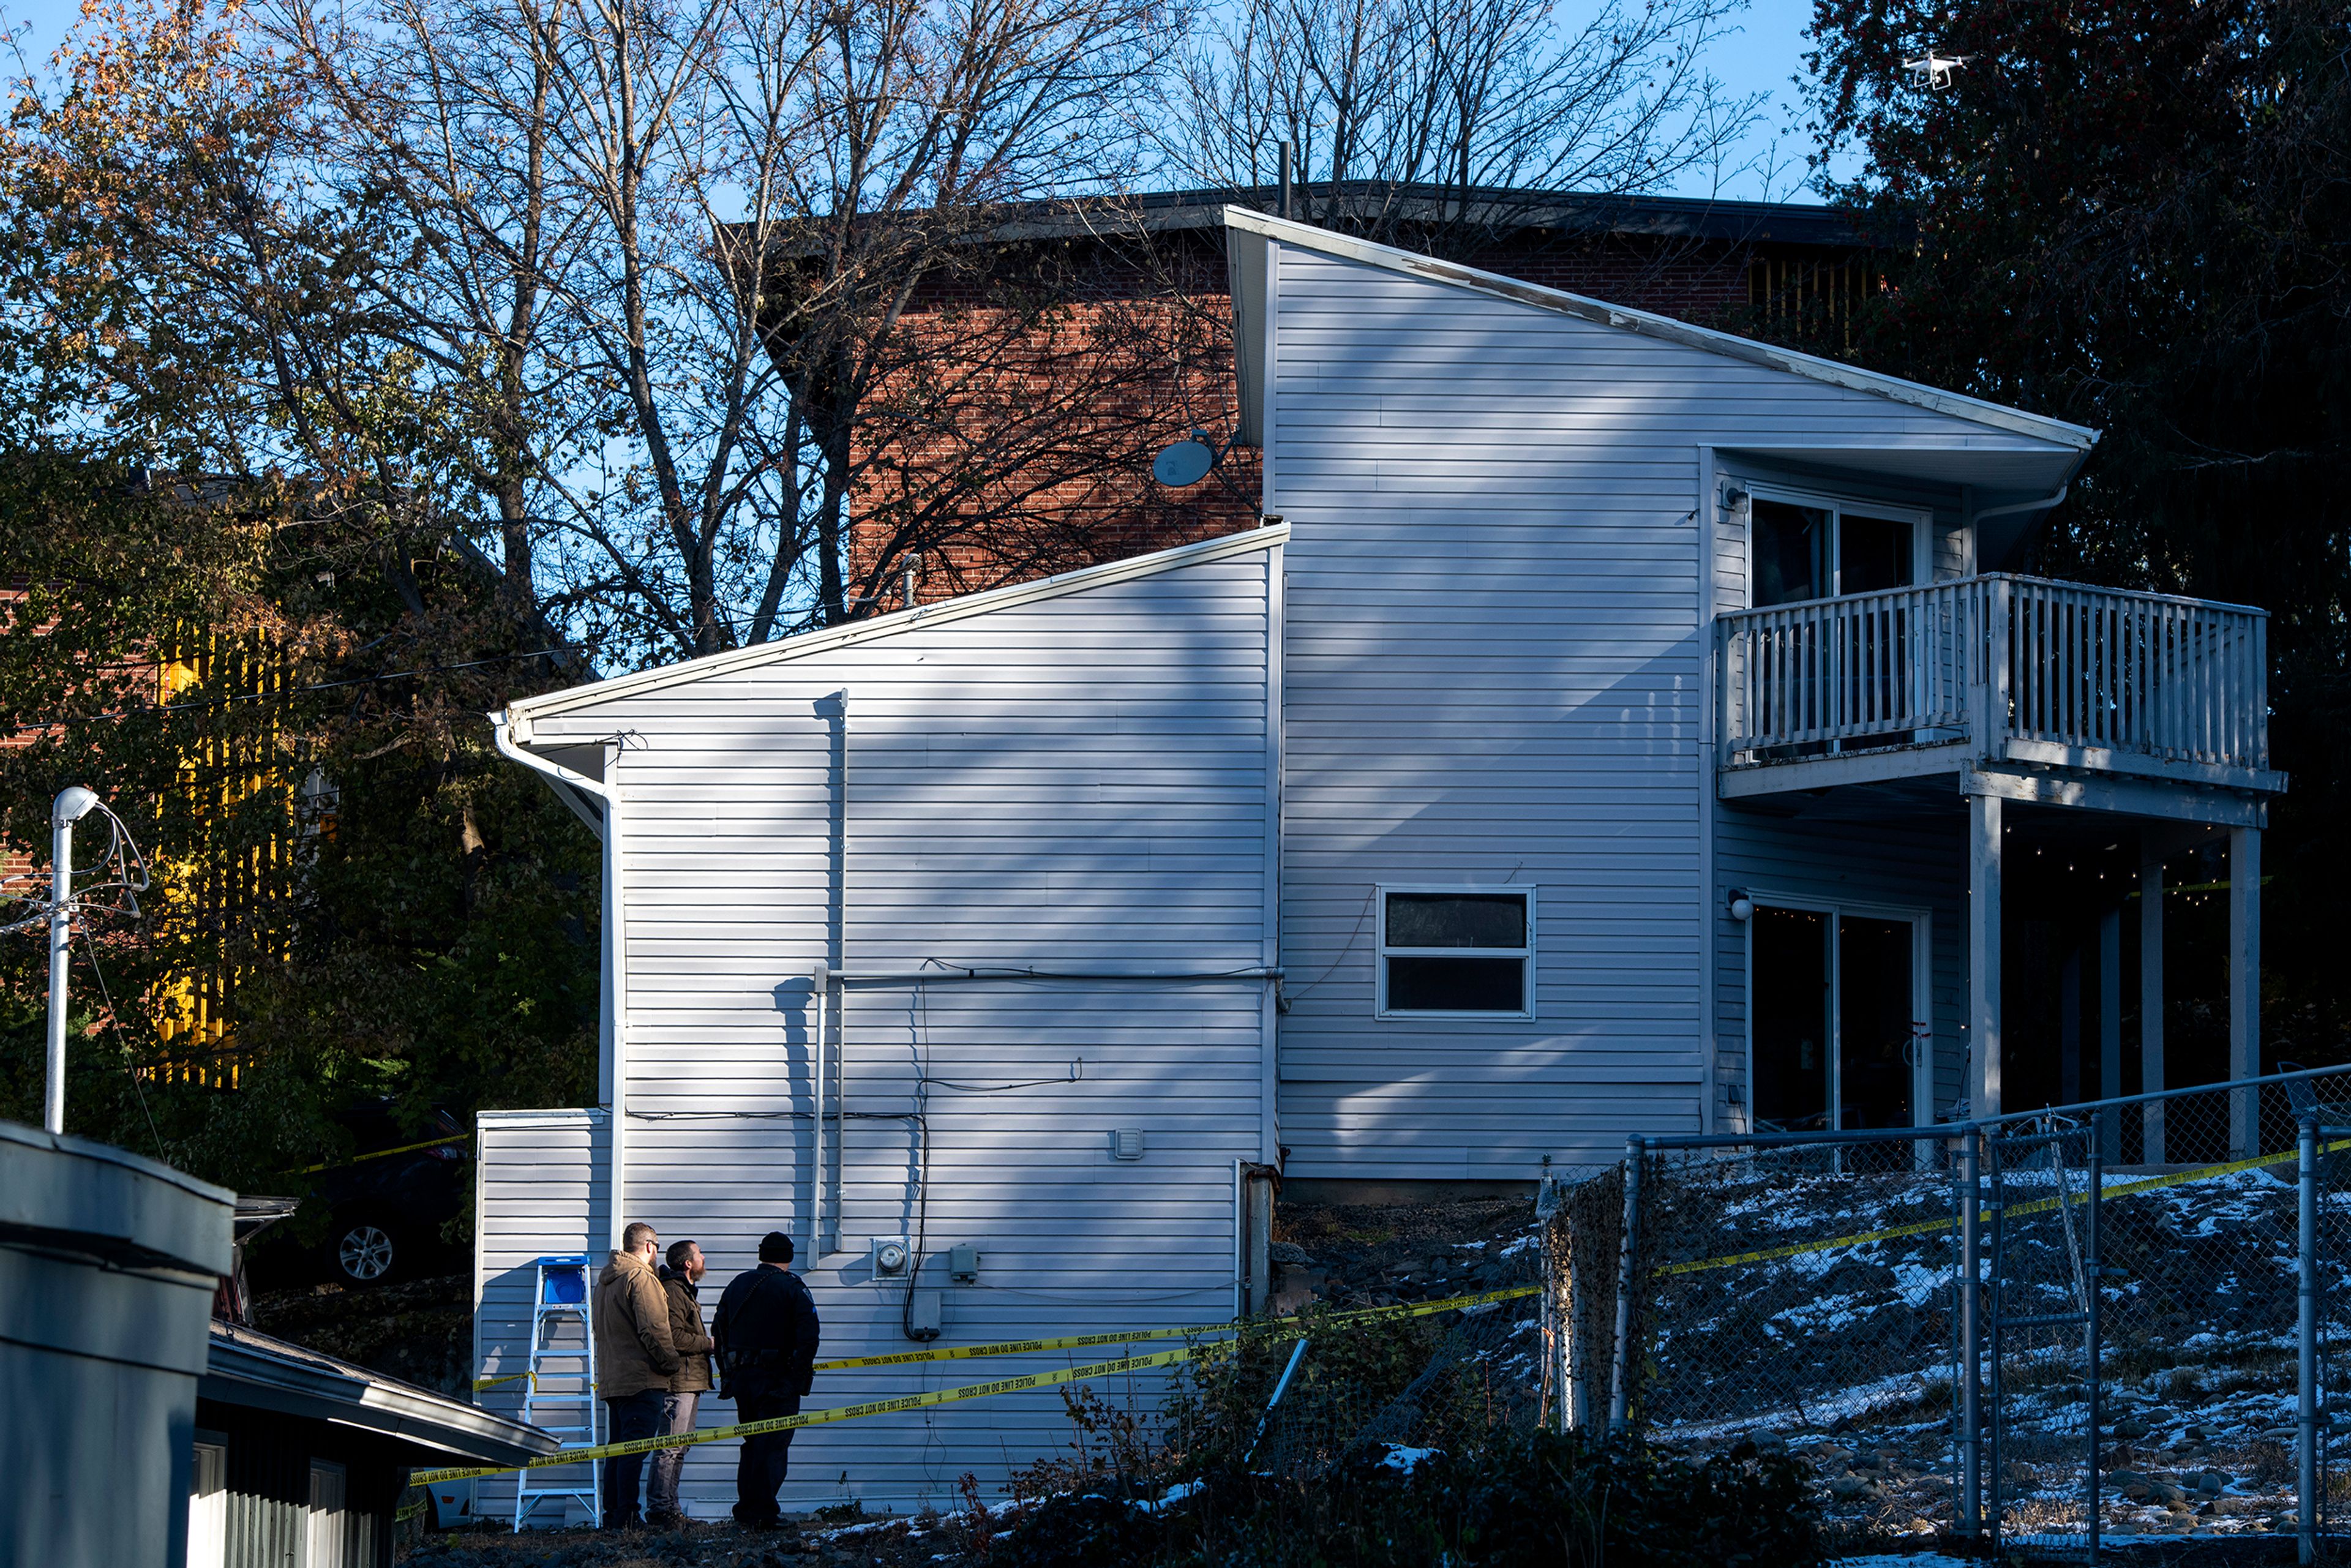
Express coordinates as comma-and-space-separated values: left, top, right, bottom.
1969, 791, 2003, 1119
2060, 945, 2082, 1106
2142, 842, 2165, 1165
2099, 906, 2122, 1160
2230, 825, 2262, 1158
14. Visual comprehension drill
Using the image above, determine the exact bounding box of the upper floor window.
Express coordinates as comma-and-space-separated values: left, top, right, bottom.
1378, 888, 1534, 1019
1749, 489, 1932, 607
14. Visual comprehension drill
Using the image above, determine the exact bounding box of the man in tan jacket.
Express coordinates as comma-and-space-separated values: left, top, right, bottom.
591, 1221, 680, 1529
647, 1238, 714, 1527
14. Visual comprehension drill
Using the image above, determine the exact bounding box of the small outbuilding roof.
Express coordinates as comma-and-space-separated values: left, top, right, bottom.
204, 1321, 557, 1468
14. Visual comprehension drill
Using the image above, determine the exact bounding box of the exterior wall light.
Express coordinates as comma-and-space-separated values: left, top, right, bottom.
1728, 890, 1755, 922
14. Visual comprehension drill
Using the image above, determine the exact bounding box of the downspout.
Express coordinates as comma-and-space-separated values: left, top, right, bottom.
492, 712, 627, 1251
812, 960, 828, 1262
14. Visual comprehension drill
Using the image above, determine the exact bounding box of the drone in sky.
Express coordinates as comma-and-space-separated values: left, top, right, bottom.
1903, 51, 1976, 89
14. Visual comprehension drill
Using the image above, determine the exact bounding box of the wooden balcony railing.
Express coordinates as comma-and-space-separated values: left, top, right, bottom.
1718, 574, 2271, 786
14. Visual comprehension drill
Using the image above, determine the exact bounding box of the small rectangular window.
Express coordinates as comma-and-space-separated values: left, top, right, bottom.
1378, 888, 1534, 1018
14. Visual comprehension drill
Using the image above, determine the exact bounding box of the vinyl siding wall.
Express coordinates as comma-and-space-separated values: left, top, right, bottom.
474, 1109, 609, 1525
480, 546, 1280, 1515
1262, 243, 2037, 1181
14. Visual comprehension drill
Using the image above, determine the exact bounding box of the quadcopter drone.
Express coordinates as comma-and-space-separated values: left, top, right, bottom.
1903, 51, 1976, 89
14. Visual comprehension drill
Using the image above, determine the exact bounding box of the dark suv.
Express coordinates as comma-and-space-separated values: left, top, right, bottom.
261, 1101, 470, 1287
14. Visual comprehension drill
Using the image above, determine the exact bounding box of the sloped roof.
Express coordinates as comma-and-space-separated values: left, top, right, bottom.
204, 1320, 557, 1466
1222, 207, 2099, 454
500, 521, 1290, 730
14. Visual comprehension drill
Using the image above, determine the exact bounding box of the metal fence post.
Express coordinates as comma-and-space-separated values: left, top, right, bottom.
2087, 1112, 2103, 1563
1609, 1135, 1644, 1434
1960, 1126, 1982, 1539
2300, 1109, 2319, 1566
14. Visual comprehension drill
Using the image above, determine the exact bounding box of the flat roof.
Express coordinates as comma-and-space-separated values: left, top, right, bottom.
960, 181, 1876, 249
729, 181, 1880, 266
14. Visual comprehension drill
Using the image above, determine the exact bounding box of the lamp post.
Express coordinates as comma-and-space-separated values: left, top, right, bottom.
45, 786, 99, 1136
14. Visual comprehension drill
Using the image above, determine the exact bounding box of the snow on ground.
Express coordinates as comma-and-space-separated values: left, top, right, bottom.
1638, 1144, 2331, 1545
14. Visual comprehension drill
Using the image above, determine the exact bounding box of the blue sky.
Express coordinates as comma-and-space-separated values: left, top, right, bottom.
1682, 0, 1832, 201
2, 0, 1831, 201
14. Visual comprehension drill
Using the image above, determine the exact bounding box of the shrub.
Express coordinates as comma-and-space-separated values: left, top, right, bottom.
986, 1433, 1825, 1568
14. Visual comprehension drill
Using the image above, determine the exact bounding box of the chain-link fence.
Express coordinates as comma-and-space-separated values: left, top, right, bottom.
1543, 1065, 2351, 1561
1154, 1239, 1551, 1479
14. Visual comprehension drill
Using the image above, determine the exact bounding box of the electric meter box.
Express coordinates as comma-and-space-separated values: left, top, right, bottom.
869, 1236, 912, 1278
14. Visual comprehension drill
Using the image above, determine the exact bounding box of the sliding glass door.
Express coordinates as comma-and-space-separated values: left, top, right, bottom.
1749, 904, 1924, 1133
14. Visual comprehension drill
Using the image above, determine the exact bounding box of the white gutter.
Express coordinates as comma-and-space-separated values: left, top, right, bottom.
491, 711, 628, 1251
1971, 483, 2069, 522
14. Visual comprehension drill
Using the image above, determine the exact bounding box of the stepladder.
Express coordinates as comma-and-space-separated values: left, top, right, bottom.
514, 1254, 601, 1530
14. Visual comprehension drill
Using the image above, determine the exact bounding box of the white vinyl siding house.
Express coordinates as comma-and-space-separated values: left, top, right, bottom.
1228, 219, 2099, 1180
481, 534, 1282, 1514
482, 209, 2279, 1514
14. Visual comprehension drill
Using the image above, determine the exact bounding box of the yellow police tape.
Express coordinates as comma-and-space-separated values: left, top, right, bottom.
1659, 1137, 2351, 1278
432, 1285, 1539, 1486
421, 1345, 1203, 1485
806, 1283, 1539, 1371
294, 1131, 471, 1176
467, 1283, 1539, 1391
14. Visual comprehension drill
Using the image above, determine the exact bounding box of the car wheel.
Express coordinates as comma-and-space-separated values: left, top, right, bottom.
335, 1220, 400, 1286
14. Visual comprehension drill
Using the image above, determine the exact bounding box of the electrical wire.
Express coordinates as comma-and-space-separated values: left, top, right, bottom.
1281, 885, 1376, 1008
904, 983, 936, 1345
2, 647, 582, 737
627, 1109, 920, 1121
80, 926, 167, 1162
918, 1064, 1082, 1093
843, 962, 1280, 988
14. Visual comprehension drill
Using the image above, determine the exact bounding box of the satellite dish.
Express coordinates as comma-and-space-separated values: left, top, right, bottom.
1152, 437, 1217, 488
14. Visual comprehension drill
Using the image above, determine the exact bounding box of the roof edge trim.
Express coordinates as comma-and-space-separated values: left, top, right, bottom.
1221, 208, 2098, 452
505, 522, 1290, 729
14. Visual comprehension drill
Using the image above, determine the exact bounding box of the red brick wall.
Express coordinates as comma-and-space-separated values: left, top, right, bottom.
846, 231, 1823, 604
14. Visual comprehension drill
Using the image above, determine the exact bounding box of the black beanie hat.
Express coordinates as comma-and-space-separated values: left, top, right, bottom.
758, 1230, 795, 1263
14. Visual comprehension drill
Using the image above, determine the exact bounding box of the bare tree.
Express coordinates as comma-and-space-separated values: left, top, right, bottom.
1151, 0, 1766, 244
264, 0, 798, 662
259, 0, 1191, 656
726, 0, 1187, 627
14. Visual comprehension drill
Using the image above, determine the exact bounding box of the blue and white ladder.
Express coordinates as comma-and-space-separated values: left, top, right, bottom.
512, 1254, 601, 1530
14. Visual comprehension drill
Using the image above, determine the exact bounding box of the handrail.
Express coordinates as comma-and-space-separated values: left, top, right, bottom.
1728, 572, 2271, 623
1717, 572, 2271, 776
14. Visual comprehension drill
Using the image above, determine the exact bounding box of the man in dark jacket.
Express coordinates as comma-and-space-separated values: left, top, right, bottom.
712, 1230, 821, 1530
590, 1221, 681, 1529
648, 1239, 714, 1527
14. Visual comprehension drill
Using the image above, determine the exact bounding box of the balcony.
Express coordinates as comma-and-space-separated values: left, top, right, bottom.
1717, 575, 2286, 819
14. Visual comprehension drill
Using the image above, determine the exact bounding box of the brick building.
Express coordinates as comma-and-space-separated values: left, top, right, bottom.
756, 183, 1881, 608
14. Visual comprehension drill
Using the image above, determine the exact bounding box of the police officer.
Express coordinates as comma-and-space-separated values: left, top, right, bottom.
713, 1230, 822, 1530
